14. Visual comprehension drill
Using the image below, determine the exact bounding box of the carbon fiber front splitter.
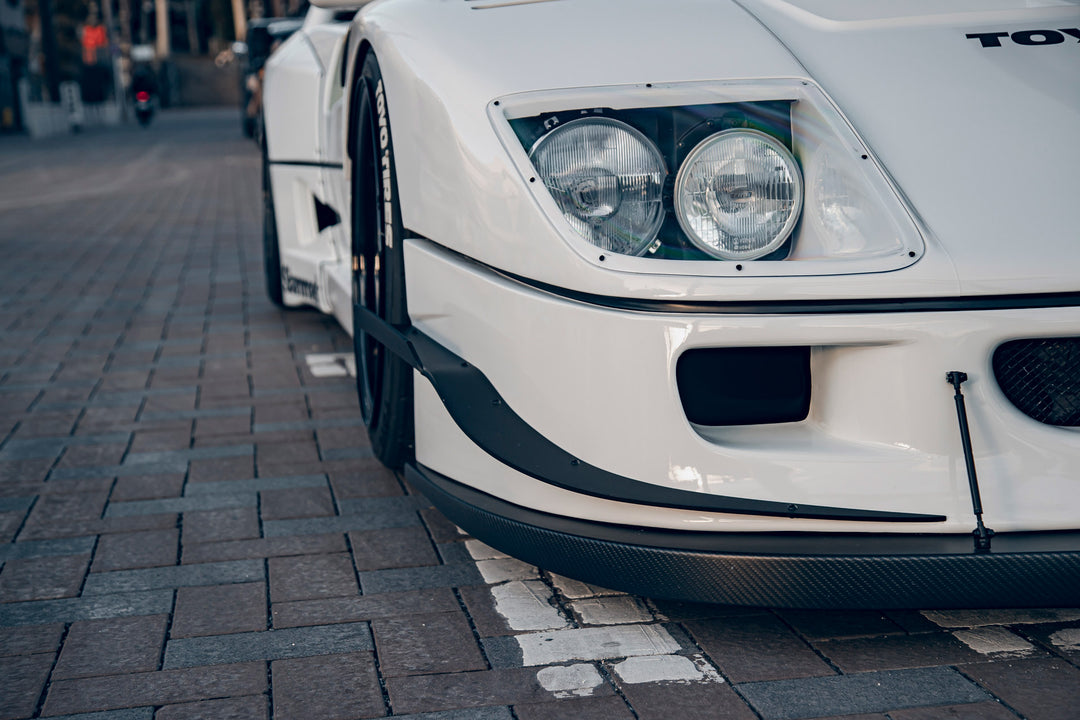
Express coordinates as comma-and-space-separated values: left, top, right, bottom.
407, 464, 1080, 609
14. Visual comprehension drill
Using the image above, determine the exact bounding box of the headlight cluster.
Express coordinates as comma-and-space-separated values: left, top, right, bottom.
505, 82, 923, 271
531, 117, 802, 261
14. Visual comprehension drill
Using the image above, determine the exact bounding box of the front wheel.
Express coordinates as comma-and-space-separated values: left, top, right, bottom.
351, 53, 413, 469
262, 139, 285, 308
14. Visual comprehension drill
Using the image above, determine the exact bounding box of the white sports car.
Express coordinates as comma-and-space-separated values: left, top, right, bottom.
261, 0, 1080, 608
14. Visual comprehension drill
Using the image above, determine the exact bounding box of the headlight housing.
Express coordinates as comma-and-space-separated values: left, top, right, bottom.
497, 80, 924, 276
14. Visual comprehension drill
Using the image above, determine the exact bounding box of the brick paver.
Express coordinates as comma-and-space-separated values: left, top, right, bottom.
1, 110, 1078, 720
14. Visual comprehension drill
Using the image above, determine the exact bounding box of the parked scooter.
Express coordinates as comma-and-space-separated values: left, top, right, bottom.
131, 59, 157, 127
134, 90, 154, 126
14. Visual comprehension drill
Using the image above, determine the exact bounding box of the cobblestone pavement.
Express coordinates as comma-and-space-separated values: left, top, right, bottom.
1, 110, 1079, 720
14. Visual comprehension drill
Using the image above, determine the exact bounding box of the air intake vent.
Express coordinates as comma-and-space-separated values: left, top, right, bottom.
992, 337, 1080, 427
676, 347, 810, 426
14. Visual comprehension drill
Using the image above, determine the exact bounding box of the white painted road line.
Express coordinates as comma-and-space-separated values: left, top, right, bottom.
548, 573, 622, 600
571, 596, 654, 626
952, 626, 1038, 657
612, 654, 723, 684
304, 353, 356, 378
1049, 627, 1080, 652
475, 557, 539, 584
923, 608, 1080, 628
465, 539, 509, 560
516, 624, 682, 666
536, 663, 605, 698
491, 580, 569, 632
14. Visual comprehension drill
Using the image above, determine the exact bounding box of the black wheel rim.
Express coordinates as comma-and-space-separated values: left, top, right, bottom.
353, 81, 386, 426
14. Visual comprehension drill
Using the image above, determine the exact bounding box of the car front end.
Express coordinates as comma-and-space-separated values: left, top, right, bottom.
348, 0, 1080, 607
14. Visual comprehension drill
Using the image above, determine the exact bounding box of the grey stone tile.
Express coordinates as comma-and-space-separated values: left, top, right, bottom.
0, 554, 91, 602
90, 387, 199, 407
271, 652, 384, 720
51, 461, 187, 479
154, 696, 266, 720
53, 615, 169, 679
269, 553, 359, 603
34, 707, 154, 720
272, 587, 460, 629
183, 474, 327, 496
182, 534, 346, 565
182, 507, 261, 544
960, 657, 1080, 720
139, 406, 251, 421
0, 536, 97, 563
0, 653, 56, 720
0, 433, 132, 460
253, 417, 365, 433
163, 622, 373, 668
263, 509, 420, 538
171, 583, 267, 638
122, 443, 253, 466
320, 447, 374, 461
359, 564, 484, 595
105, 492, 256, 517
91, 529, 179, 572
41, 662, 267, 716
260, 486, 335, 520
335, 494, 428, 516
391, 709, 514, 720
0, 623, 65, 656
737, 667, 991, 720
349, 526, 439, 571
0, 590, 174, 627
82, 560, 263, 595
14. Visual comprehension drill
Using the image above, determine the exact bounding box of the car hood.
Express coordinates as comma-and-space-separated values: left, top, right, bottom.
737, 0, 1080, 294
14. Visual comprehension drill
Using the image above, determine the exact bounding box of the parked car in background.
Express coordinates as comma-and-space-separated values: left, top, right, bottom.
261, 0, 1080, 609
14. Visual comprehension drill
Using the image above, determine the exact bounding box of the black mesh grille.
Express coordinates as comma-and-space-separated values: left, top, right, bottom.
993, 337, 1080, 427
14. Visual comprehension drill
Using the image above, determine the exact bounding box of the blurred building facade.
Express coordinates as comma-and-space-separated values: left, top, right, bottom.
3, 0, 307, 133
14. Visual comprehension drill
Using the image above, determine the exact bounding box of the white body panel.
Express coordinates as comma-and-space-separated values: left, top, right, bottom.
261, 0, 1080, 540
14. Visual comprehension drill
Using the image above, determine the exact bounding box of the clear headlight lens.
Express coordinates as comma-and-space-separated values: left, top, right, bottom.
529, 117, 666, 256
674, 129, 803, 261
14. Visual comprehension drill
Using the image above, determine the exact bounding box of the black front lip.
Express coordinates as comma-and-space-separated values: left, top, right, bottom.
408, 463, 1080, 609
353, 303, 943, 523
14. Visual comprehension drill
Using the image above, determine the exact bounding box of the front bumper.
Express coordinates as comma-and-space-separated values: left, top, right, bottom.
360, 238, 1080, 606
409, 463, 1080, 609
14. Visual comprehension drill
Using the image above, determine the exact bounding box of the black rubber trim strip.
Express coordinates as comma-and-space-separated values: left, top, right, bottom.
353, 305, 943, 522
407, 463, 1080, 609
269, 160, 345, 169
500, 271, 1080, 316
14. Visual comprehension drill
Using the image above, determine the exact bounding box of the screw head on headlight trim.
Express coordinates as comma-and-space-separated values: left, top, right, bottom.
530, 117, 666, 257
674, 129, 803, 261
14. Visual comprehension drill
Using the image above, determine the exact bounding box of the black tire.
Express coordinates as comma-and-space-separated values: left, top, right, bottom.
351, 53, 414, 469
262, 139, 285, 308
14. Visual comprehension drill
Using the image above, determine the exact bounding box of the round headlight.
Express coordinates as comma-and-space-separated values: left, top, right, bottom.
530, 118, 666, 256
674, 129, 803, 261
